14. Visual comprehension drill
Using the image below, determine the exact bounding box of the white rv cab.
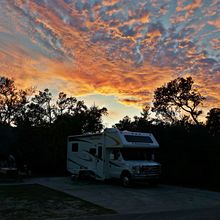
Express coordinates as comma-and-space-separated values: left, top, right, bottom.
67, 128, 161, 186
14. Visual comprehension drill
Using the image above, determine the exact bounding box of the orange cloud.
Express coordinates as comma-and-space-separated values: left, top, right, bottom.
208, 19, 220, 28
210, 38, 220, 50
176, 0, 202, 12
171, 0, 203, 24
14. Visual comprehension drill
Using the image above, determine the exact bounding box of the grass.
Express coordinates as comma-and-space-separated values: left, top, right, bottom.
0, 184, 115, 220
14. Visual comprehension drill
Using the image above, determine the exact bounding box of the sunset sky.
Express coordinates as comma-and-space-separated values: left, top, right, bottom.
0, 0, 219, 126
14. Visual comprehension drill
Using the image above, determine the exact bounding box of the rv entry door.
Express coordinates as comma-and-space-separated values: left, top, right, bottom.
96, 146, 104, 179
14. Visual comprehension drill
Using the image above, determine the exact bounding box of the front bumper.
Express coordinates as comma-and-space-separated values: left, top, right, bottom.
132, 173, 160, 181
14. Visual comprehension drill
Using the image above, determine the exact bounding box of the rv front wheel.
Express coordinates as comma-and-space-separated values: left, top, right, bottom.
120, 172, 132, 187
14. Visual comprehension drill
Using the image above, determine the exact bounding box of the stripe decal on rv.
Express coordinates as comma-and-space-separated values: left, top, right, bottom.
105, 134, 121, 147
68, 137, 91, 143
109, 161, 121, 167
68, 158, 88, 169
82, 150, 103, 161
77, 154, 93, 162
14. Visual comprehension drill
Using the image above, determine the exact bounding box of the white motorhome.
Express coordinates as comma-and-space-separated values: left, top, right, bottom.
67, 128, 161, 186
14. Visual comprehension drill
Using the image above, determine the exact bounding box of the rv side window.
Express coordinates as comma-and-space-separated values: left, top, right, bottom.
72, 143, 78, 152
89, 148, 96, 156
124, 135, 153, 143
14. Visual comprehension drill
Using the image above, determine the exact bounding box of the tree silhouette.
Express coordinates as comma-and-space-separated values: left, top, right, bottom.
132, 105, 153, 131
206, 108, 220, 135
21, 89, 55, 127
56, 92, 77, 116
140, 105, 151, 120
0, 76, 31, 126
114, 115, 133, 131
83, 105, 108, 133
114, 106, 152, 131
152, 77, 205, 125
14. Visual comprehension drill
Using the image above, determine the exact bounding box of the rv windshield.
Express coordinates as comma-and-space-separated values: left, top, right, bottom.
120, 148, 155, 161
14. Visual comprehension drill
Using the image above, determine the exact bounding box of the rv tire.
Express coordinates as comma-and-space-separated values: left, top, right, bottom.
120, 171, 132, 187
71, 175, 78, 181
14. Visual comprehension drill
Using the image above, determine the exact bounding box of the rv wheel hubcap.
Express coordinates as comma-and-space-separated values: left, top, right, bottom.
123, 176, 129, 186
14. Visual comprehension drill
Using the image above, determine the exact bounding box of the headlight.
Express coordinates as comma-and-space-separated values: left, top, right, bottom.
132, 166, 141, 174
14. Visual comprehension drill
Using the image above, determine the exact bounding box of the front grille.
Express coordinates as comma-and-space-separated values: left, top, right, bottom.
141, 166, 161, 174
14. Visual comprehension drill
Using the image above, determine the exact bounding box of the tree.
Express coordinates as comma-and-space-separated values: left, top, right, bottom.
114, 106, 152, 131
0, 76, 31, 126
132, 105, 152, 131
55, 92, 77, 116
206, 108, 220, 135
54, 93, 108, 133
83, 105, 108, 133
114, 116, 134, 131
140, 105, 151, 120
19, 89, 55, 127
152, 77, 205, 125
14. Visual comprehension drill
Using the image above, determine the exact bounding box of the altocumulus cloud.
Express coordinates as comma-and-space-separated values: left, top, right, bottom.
0, 0, 219, 108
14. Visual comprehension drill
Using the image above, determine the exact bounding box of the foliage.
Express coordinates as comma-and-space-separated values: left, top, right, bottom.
152, 77, 205, 125
206, 108, 220, 135
0, 77, 107, 130
83, 105, 108, 133
0, 77, 32, 126
114, 115, 133, 131
55, 92, 77, 116
114, 105, 152, 131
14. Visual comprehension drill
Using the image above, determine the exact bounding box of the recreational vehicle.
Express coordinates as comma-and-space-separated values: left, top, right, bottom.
67, 128, 161, 186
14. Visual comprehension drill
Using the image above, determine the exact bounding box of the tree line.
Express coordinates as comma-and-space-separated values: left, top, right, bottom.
0, 76, 219, 132
0, 76, 107, 132
0, 75, 220, 189
116, 77, 219, 135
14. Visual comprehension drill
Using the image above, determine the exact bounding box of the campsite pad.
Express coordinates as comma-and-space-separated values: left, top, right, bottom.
0, 184, 115, 220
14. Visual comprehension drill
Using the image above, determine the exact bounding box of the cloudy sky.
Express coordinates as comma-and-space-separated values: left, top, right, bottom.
0, 0, 219, 125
